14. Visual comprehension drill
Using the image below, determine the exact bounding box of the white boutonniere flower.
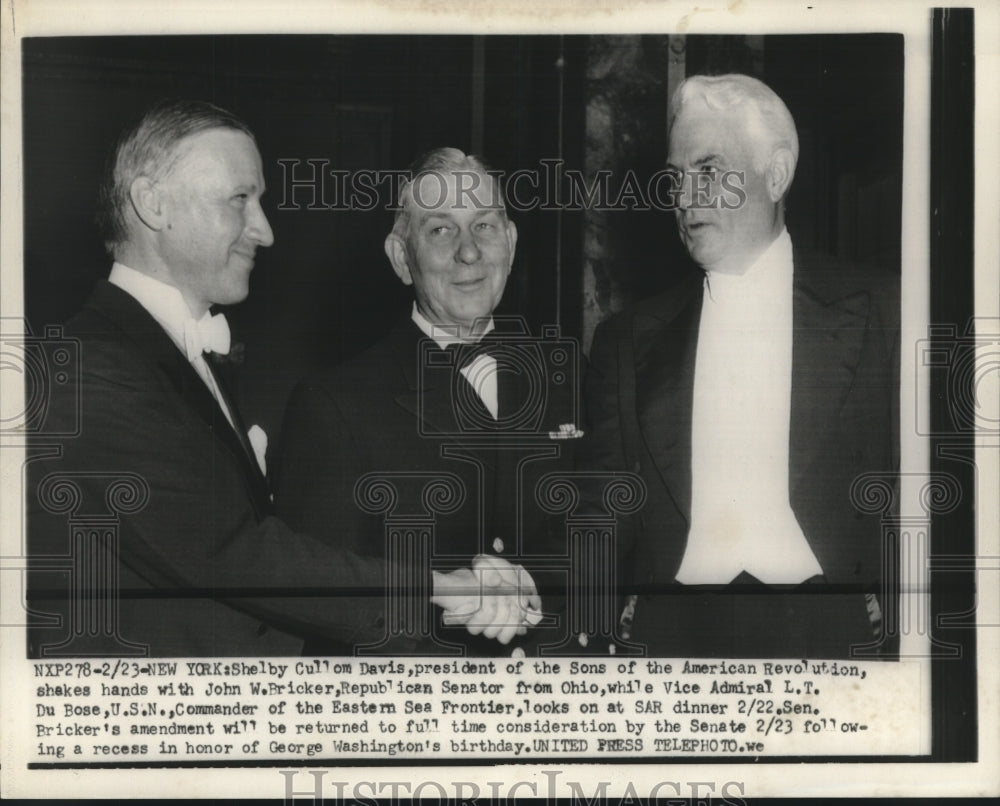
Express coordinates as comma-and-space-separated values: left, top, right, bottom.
247, 424, 268, 476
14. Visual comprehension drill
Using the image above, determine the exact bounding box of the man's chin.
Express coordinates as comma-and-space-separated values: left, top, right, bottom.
214, 287, 251, 308
685, 241, 720, 269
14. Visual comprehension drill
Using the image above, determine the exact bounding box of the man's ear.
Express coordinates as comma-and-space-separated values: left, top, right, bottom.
504, 219, 518, 272
384, 233, 413, 286
765, 147, 795, 202
129, 176, 167, 232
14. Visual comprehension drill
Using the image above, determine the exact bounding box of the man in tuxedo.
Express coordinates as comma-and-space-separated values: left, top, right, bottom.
27, 101, 537, 657
582, 74, 899, 658
276, 148, 578, 655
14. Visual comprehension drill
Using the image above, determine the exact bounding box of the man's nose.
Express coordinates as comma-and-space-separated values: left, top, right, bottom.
247, 204, 275, 247
455, 228, 481, 263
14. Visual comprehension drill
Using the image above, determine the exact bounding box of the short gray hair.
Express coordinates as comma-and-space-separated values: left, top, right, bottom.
98, 99, 256, 253
391, 147, 507, 238
670, 74, 799, 177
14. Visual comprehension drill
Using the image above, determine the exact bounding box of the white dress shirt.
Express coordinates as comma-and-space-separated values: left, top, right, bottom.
109, 262, 237, 429
411, 304, 499, 419
676, 230, 824, 585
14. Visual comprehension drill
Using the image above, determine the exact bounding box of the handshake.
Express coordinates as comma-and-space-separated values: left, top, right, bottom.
430, 555, 543, 645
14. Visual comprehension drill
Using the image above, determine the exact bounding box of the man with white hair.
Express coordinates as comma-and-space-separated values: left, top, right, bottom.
582, 74, 899, 658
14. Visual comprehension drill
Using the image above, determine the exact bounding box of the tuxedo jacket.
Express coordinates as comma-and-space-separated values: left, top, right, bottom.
27, 281, 392, 657
275, 317, 578, 654
581, 253, 899, 649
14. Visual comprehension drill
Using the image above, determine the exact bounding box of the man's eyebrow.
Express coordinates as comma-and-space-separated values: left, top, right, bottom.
665, 153, 725, 171
416, 211, 456, 224
692, 153, 724, 168
418, 207, 501, 225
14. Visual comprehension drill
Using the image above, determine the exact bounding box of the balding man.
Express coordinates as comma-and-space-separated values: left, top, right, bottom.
27, 103, 533, 657
582, 75, 899, 658
277, 148, 578, 655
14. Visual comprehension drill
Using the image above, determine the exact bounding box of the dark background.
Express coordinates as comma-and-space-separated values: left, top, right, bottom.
22, 33, 903, 445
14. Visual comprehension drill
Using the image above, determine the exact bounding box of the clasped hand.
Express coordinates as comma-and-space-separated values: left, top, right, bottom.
431, 555, 542, 645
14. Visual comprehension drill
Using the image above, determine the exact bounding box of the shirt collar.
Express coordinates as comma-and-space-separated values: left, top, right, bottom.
705, 228, 793, 302
410, 303, 495, 349
108, 262, 200, 352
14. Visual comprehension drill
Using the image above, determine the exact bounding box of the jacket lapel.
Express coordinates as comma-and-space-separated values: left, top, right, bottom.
388, 319, 489, 446
84, 281, 272, 517
789, 265, 870, 498
393, 319, 458, 434
205, 359, 273, 514
634, 274, 702, 525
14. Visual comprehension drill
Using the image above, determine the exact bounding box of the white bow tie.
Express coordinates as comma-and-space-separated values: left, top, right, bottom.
183, 312, 231, 361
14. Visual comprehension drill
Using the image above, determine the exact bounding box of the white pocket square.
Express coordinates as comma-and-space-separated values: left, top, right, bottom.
247, 424, 268, 476
548, 423, 584, 440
